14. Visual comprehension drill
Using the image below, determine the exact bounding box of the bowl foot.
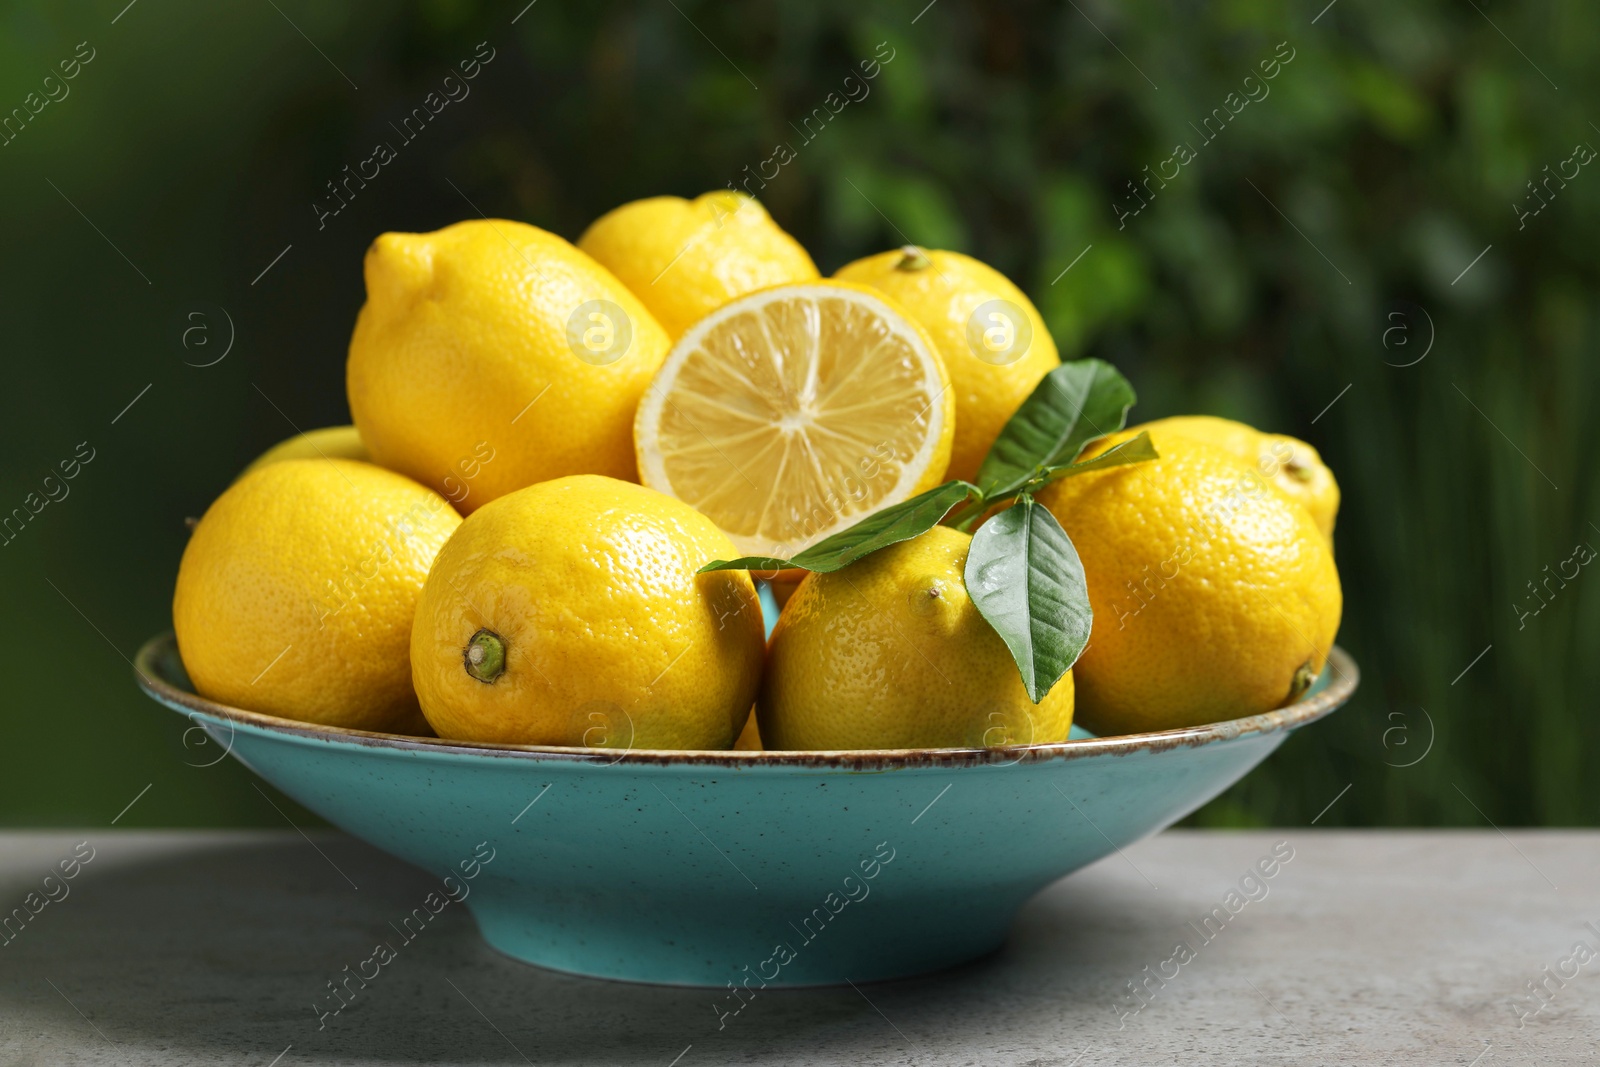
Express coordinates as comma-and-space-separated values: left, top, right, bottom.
466, 887, 1018, 988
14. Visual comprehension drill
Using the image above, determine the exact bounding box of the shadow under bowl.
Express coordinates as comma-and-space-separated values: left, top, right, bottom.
134, 633, 1357, 987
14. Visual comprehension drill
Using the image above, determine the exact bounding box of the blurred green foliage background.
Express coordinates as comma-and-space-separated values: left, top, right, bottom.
1, 0, 1594, 828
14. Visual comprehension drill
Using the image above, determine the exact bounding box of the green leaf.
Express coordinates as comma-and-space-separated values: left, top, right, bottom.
700, 481, 978, 574
963, 495, 1091, 703
975, 359, 1137, 500
1037, 430, 1158, 487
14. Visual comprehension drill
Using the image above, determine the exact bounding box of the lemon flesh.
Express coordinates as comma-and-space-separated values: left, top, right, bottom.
634, 281, 954, 559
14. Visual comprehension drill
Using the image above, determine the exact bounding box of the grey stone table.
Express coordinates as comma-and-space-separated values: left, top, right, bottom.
1, 830, 1595, 1065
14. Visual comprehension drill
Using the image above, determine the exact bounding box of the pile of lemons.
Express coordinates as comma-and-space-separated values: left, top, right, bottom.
173, 192, 1341, 752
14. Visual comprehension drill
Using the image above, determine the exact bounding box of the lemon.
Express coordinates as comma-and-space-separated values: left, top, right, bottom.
732, 711, 762, 751
410, 475, 765, 749
758, 526, 1074, 750
241, 425, 368, 476
1140, 415, 1340, 537
173, 459, 461, 732
1035, 428, 1342, 735
578, 191, 819, 338
835, 247, 1060, 483
634, 280, 954, 559
347, 219, 671, 513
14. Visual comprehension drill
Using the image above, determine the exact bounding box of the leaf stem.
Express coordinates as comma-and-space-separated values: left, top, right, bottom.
949, 499, 986, 533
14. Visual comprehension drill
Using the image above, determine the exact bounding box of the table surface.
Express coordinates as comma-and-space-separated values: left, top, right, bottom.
0, 829, 1594, 1066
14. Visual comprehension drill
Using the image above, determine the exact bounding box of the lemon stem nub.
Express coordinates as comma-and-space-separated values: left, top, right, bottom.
464, 629, 506, 684
1287, 661, 1317, 704
895, 245, 932, 271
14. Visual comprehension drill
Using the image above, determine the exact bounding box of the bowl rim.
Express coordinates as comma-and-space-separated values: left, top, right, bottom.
134, 632, 1358, 770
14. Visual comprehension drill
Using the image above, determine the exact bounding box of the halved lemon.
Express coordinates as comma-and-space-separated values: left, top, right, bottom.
634, 281, 954, 558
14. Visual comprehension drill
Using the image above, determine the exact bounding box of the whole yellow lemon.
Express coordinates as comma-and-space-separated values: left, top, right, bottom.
411, 475, 765, 749
347, 219, 670, 513
1140, 415, 1340, 537
834, 247, 1061, 483
732, 710, 762, 751
578, 191, 819, 338
758, 526, 1074, 750
241, 425, 368, 477
173, 459, 461, 732
1035, 429, 1342, 735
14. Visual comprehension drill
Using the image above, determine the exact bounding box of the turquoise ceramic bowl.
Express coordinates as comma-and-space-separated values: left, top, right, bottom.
134, 631, 1356, 988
